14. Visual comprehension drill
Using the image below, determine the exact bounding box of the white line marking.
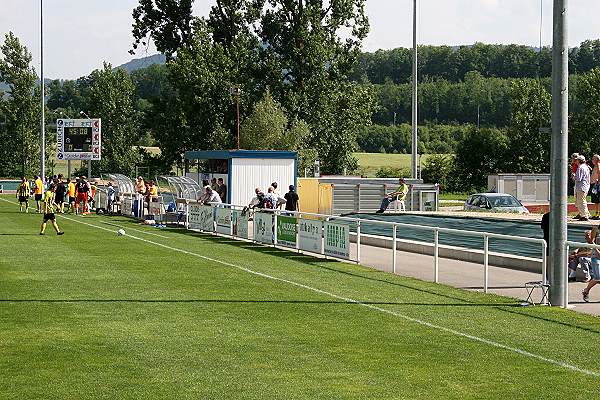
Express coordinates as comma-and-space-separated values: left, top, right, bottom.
100, 221, 170, 239
2, 197, 598, 377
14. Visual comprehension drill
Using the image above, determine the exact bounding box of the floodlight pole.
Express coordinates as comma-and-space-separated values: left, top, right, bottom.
549, 0, 569, 307
40, 0, 45, 180
411, 0, 418, 179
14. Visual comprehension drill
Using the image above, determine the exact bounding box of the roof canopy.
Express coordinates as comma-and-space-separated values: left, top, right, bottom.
185, 150, 297, 160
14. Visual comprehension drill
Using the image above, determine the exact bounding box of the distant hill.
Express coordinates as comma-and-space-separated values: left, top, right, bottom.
115, 54, 166, 73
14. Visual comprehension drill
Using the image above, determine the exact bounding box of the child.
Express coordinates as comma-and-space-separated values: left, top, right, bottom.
40, 184, 65, 236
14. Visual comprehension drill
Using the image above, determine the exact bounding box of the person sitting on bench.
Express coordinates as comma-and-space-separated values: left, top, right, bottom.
376, 178, 409, 214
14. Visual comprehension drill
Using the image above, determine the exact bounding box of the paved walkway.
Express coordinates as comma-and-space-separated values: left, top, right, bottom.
349, 242, 600, 316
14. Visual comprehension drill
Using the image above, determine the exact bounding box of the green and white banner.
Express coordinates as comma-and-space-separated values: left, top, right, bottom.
324, 221, 350, 259
199, 205, 214, 232
254, 212, 273, 244
215, 208, 232, 235
298, 219, 322, 253
232, 210, 249, 239
277, 215, 297, 248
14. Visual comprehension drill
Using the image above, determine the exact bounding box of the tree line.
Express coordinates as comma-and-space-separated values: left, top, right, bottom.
352, 40, 600, 84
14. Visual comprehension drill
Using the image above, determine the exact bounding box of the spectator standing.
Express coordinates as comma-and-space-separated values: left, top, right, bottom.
284, 185, 299, 212
107, 182, 116, 212
136, 176, 146, 195
16, 177, 30, 213
211, 178, 218, 191
376, 178, 409, 213
265, 187, 279, 210
574, 155, 591, 221
34, 175, 44, 213
271, 182, 287, 209
217, 178, 227, 204
591, 154, 600, 219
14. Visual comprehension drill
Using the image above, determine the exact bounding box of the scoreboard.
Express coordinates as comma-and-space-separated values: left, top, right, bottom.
56, 119, 101, 160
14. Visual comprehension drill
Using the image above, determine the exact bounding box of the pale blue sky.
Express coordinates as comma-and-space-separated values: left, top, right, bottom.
0, 0, 598, 79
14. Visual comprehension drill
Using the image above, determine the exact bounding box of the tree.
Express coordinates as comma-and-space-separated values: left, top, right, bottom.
454, 127, 510, 192
88, 63, 141, 175
0, 32, 40, 177
571, 68, 600, 156
506, 79, 551, 172
131, 0, 196, 58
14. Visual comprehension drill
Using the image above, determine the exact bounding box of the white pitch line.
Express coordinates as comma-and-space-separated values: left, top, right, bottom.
2, 197, 598, 378
100, 221, 170, 239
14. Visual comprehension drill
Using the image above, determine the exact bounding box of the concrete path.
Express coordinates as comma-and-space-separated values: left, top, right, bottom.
349, 242, 600, 316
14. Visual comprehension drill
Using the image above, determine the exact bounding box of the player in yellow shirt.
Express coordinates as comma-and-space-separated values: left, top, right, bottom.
67, 179, 77, 213
16, 177, 30, 212
40, 184, 64, 236
34, 176, 44, 213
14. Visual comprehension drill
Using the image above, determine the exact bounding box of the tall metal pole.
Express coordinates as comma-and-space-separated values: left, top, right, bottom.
549, 0, 569, 307
411, 0, 418, 179
40, 0, 45, 180
236, 95, 240, 149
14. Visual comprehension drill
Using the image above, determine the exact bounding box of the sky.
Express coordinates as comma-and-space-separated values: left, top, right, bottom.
0, 0, 599, 79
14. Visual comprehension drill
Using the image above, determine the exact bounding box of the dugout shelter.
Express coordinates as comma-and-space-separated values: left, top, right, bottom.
184, 150, 298, 206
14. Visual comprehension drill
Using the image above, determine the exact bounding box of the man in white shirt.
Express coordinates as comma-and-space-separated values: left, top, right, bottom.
271, 182, 287, 209
574, 155, 591, 221
203, 186, 222, 205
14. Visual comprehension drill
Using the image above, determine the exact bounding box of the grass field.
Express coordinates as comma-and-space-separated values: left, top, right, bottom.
354, 153, 441, 177
1, 194, 600, 399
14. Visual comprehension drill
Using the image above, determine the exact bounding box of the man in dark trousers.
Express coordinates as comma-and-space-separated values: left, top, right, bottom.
217, 178, 227, 204
284, 185, 299, 213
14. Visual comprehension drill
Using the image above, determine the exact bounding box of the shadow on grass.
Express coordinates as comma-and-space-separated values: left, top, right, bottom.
85, 220, 600, 334
0, 298, 520, 307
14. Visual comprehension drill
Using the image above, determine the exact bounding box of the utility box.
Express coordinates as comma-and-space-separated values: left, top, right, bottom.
488, 174, 550, 202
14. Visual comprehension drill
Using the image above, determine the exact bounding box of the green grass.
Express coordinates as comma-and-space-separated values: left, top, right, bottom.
354, 153, 441, 177
1, 194, 599, 399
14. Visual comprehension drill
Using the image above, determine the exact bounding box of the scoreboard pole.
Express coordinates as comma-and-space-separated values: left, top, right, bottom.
39, 0, 45, 180
67, 160, 71, 180
88, 160, 92, 179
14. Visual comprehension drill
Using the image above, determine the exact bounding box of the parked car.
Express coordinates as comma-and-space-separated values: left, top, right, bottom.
464, 193, 530, 214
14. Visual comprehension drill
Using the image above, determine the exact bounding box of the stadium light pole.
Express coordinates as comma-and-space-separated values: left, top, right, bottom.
411, 0, 418, 180
549, 0, 569, 307
40, 0, 45, 181
230, 87, 241, 149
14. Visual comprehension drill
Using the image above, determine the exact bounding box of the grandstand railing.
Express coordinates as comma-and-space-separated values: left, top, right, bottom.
166, 200, 550, 306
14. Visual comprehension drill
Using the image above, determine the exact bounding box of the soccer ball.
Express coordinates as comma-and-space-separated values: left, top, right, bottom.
117, 229, 126, 236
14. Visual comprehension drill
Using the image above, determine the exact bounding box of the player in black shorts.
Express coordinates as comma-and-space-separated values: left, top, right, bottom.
54, 174, 67, 213
40, 184, 64, 236
16, 177, 30, 213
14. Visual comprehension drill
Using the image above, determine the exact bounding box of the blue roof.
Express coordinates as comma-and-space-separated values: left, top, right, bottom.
185, 149, 298, 160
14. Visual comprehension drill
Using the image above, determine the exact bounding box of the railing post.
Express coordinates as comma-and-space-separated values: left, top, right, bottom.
434, 228, 439, 283
185, 203, 189, 229
563, 243, 569, 309
542, 241, 548, 305
356, 221, 361, 264
296, 212, 300, 253
273, 210, 278, 246
484, 234, 489, 293
392, 225, 397, 274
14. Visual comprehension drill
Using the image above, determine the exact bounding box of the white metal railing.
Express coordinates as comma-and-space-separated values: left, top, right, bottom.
176, 201, 548, 296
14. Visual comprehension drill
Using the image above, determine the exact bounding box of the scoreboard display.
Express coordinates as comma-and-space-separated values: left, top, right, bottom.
56, 119, 101, 160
